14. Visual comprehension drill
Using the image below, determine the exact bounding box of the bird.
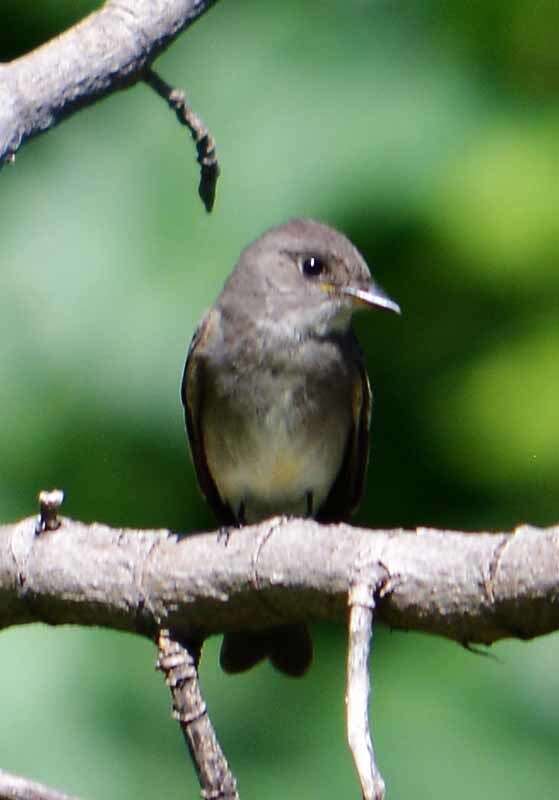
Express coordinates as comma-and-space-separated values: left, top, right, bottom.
181, 218, 400, 677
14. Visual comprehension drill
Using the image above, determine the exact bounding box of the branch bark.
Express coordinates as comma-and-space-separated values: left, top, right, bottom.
1, 514, 558, 646
0, 0, 218, 166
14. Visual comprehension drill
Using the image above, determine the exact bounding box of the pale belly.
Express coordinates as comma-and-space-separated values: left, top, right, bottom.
204, 385, 350, 523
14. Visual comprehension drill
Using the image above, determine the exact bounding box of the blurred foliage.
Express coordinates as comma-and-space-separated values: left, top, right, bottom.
1, 1, 558, 798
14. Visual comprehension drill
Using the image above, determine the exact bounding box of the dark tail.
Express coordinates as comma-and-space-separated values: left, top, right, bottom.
220, 624, 313, 677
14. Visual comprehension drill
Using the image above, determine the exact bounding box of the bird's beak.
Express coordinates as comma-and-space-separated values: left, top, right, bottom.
341, 283, 401, 315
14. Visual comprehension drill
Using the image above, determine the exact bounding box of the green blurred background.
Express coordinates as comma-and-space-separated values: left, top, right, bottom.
1, 1, 559, 797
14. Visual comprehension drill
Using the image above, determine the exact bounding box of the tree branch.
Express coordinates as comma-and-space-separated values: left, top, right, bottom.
156, 629, 238, 800
0, 0, 219, 172
1, 514, 558, 645
347, 582, 385, 800
0, 768, 81, 800
2, 511, 559, 799
144, 67, 219, 211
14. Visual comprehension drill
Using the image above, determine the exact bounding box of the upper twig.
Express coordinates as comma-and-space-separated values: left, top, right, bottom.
0, 0, 219, 209
144, 67, 219, 212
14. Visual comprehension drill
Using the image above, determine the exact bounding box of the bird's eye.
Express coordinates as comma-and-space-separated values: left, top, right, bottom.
300, 255, 325, 277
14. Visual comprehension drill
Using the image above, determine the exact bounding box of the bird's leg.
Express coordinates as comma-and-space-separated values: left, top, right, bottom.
305, 490, 314, 517
217, 501, 246, 545
217, 526, 232, 544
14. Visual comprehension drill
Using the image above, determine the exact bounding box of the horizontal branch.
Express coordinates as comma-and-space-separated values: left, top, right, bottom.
0, 0, 217, 165
1, 513, 558, 647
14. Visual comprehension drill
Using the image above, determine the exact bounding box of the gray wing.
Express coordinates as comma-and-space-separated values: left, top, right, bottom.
181, 313, 236, 525
316, 338, 372, 522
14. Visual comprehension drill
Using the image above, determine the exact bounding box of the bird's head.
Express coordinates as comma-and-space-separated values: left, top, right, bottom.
220, 218, 400, 337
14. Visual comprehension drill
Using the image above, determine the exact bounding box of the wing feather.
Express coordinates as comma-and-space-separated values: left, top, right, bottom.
181, 313, 236, 524
316, 338, 372, 522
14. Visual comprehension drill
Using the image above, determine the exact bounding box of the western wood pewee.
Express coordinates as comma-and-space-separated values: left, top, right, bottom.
182, 218, 400, 676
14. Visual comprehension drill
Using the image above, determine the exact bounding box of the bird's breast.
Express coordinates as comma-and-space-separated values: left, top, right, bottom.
203, 361, 353, 522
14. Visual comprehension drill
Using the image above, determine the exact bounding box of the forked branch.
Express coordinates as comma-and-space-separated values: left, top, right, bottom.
347, 582, 385, 800
156, 629, 238, 800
